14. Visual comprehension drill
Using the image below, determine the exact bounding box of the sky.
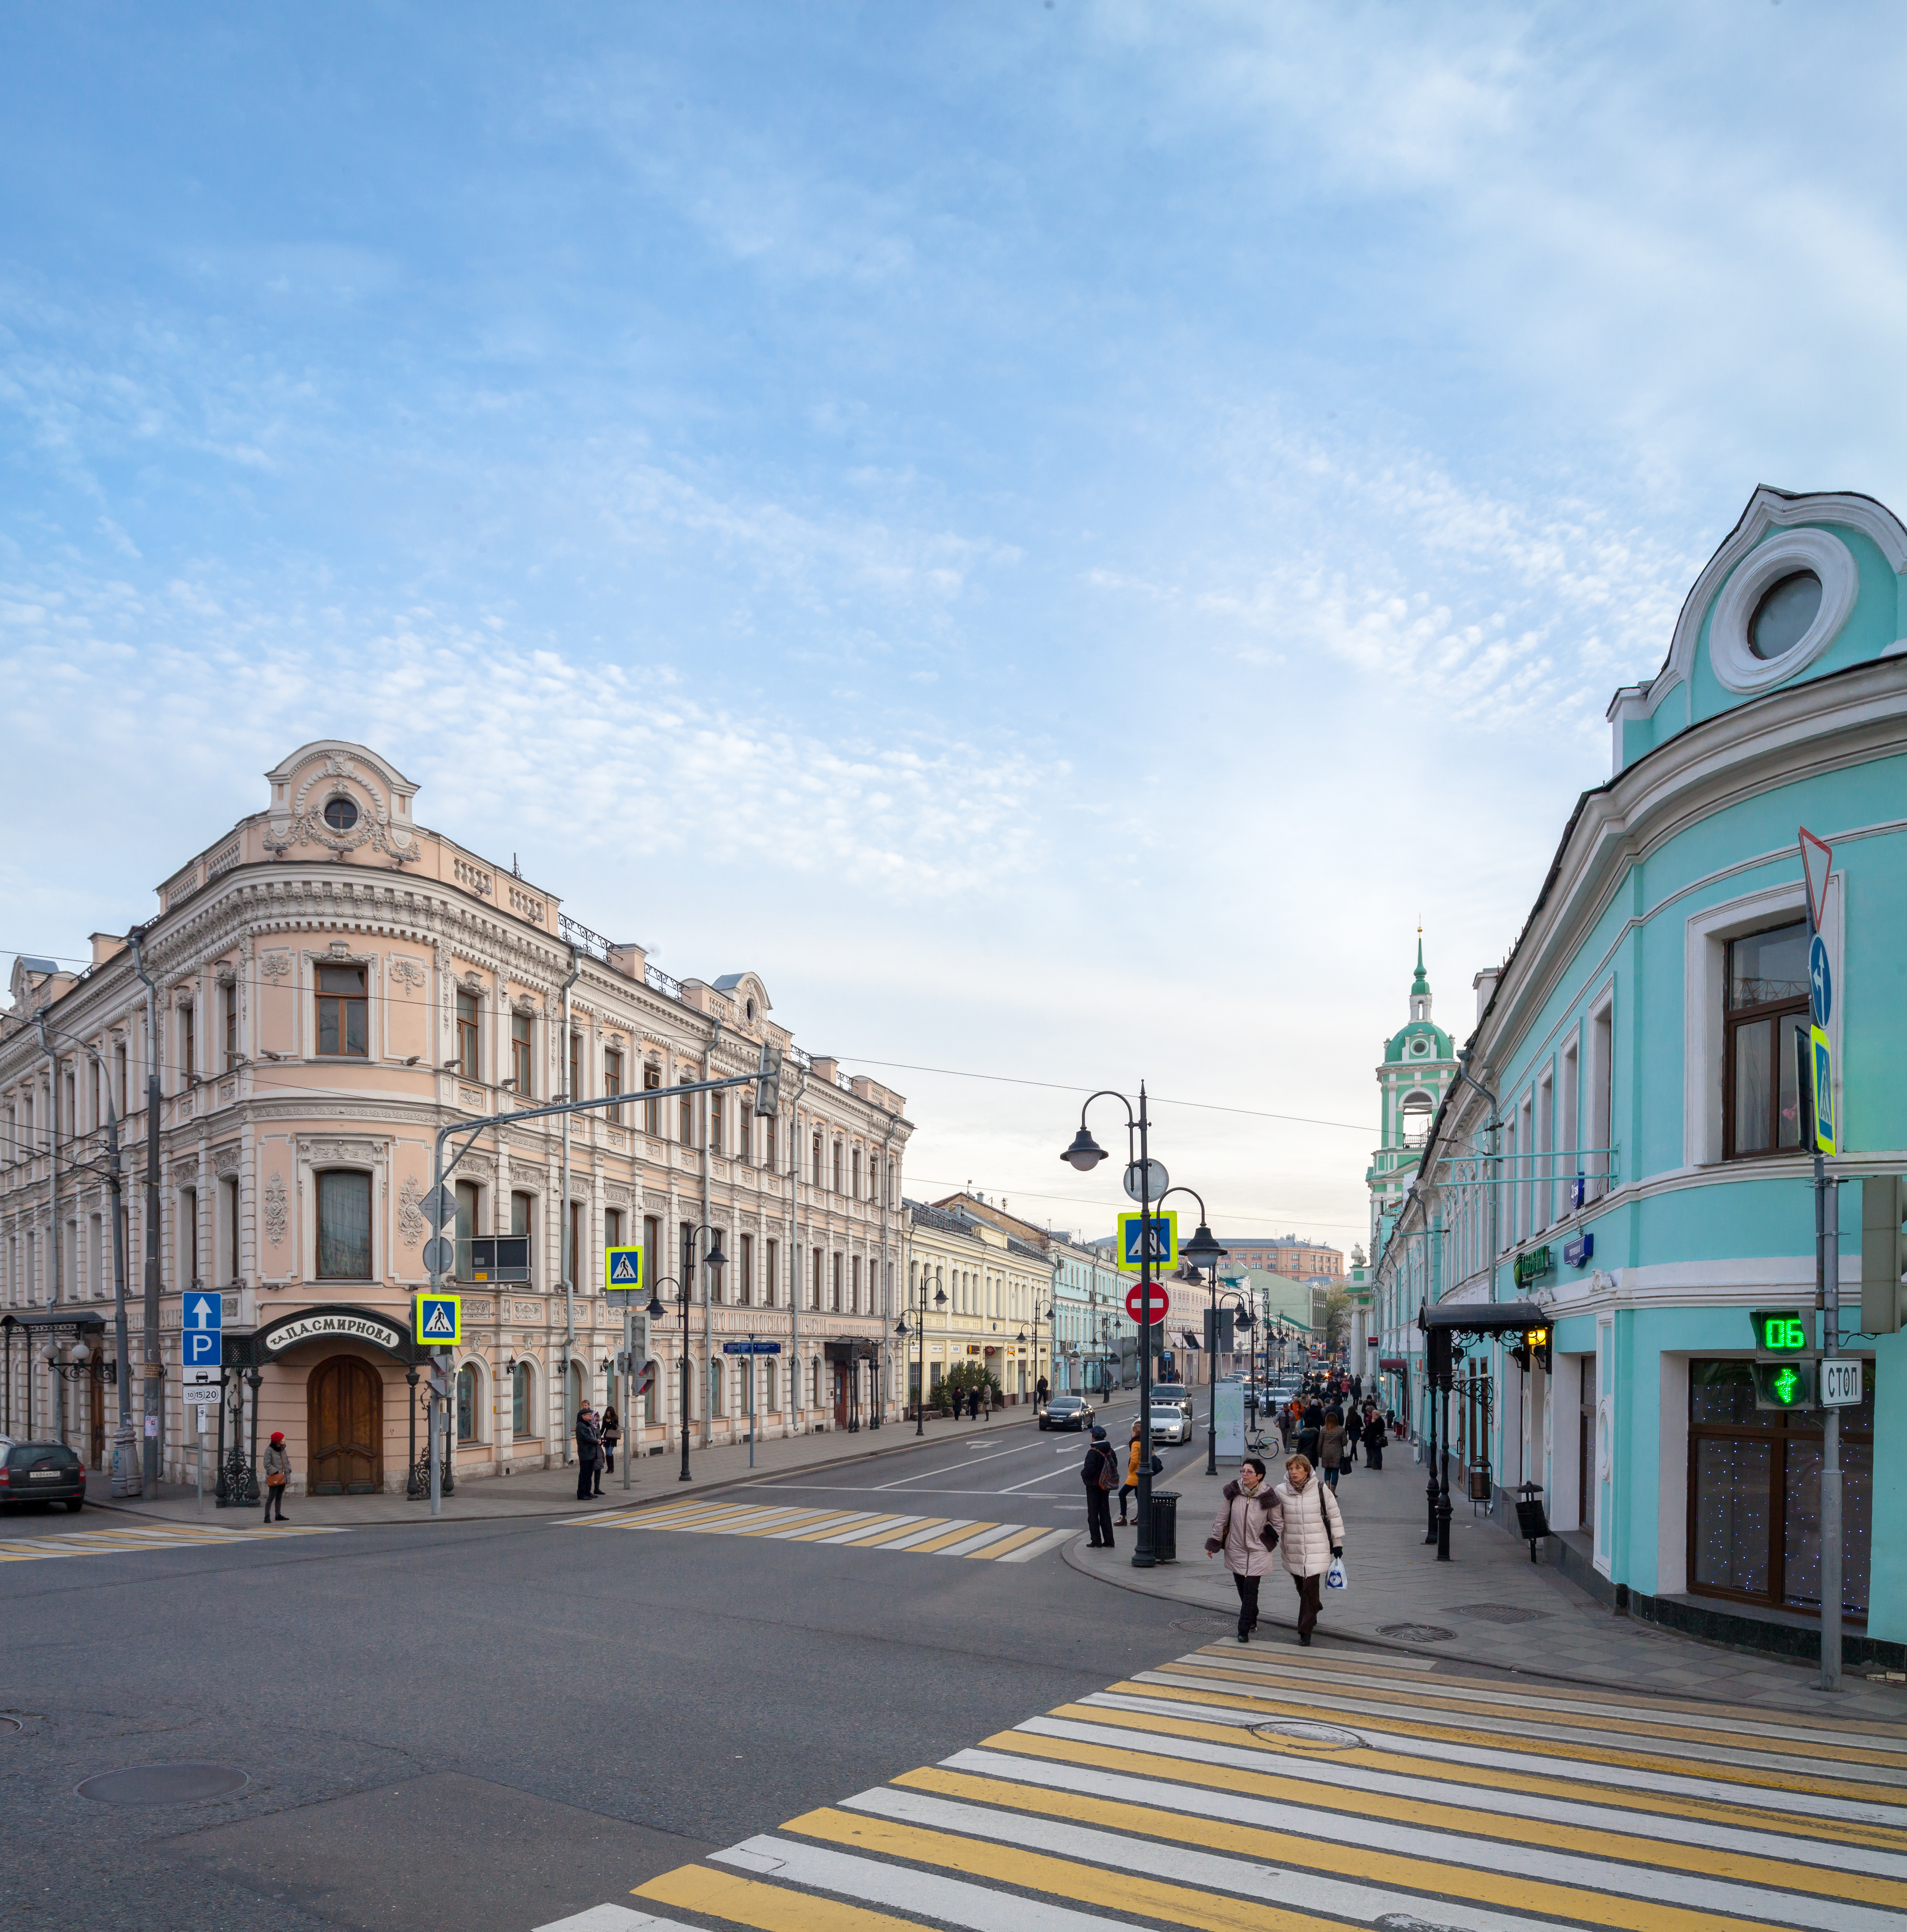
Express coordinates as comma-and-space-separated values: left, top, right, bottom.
5, 1, 1907, 1254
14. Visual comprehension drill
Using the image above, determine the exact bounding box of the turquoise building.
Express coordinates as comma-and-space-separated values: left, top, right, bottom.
1373, 487, 1906, 1667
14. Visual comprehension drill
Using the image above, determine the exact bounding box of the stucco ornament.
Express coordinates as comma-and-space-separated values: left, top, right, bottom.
397, 1175, 427, 1248
263, 1173, 288, 1248
259, 951, 292, 983
262, 741, 422, 862
388, 956, 426, 990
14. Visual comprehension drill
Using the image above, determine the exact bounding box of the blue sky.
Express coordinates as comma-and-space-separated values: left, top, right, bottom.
5, 3, 1906, 1250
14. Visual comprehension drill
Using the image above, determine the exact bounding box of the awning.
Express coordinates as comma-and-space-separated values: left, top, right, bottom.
1417, 1299, 1547, 1336
1379, 1357, 1408, 1372
1, 1309, 106, 1335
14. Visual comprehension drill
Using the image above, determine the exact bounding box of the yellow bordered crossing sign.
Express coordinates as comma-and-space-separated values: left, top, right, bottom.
1115, 1210, 1178, 1275
413, 1292, 461, 1347
605, 1246, 645, 1298
1810, 1024, 1837, 1155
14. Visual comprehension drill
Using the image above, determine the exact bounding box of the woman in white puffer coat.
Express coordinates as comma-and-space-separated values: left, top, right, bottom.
1269, 1453, 1345, 1646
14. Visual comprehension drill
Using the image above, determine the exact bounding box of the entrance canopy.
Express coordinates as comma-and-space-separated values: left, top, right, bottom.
1417, 1299, 1547, 1337
1, 1310, 106, 1337
253, 1304, 415, 1362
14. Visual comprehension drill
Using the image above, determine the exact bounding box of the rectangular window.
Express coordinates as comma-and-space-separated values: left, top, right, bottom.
512, 1365, 531, 1437
569, 1032, 582, 1104
315, 967, 368, 1059
605, 1207, 625, 1253
180, 1005, 196, 1083
832, 1141, 843, 1193
511, 1012, 533, 1095
643, 1215, 659, 1299
644, 1063, 661, 1137
1724, 922, 1810, 1160
831, 1252, 842, 1312
603, 1049, 623, 1126
115, 1043, 127, 1117
680, 1220, 696, 1293
222, 1177, 240, 1285
851, 1253, 861, 1313
180, 1188, 198, 1285
224, 984, 239, 1070
812, 1131, 823, 1185
738, 1232, 754, 1306
710, 1091, 724, 1159
811, 1247, 822, 1311
1588, 999, 1613, 1200
1536, 1071, 1554, 1230
709, 1229, 727, 1305
457, 1366, 477, 1442
734, 1106, 749, 1167
567, 1202, 584, 1288
680, 1094, 694, 1146
764, 1238, 778, 1309
765, 1115, 777, 1172
851, 1148, 861, 1198
1560, 1037, 1580, 1206
454, 991, 480, 1080
317, 1171, 373, 1280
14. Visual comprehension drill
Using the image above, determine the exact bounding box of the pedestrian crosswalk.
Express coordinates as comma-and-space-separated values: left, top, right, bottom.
535, 1641, 1907, 1932
0, 1521, 342, 1563
559, 1494, 1076, 1564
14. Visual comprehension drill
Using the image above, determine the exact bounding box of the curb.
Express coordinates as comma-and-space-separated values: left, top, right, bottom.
67, 1411, 1043, 1534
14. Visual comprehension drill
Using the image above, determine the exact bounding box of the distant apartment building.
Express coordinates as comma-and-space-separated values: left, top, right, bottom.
1214, 1234, 1344, 1280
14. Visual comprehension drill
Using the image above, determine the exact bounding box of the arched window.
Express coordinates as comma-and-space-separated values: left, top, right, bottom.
512, 1361, 533, 1437
316, 1170, 372, 1280
1400, 1092, 1434, 1148
456, 1365, 478, 1441
642, 1357, 661, 1426
709, 1358, 725, 1418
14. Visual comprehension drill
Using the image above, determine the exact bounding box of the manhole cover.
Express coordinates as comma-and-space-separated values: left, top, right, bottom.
1378, 1622, 1457, 1643
1250, 1719, 1364, 1749
1451, 1603, 1550, 1625
1172, 1616, 1237, 1632
76, 1763, 250, 1805
0, 1717, 20, 1736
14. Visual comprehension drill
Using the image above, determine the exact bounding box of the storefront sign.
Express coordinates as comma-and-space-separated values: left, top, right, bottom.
258, 1307, 410, 1358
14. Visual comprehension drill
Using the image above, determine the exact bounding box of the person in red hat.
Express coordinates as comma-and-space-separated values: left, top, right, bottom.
262, 1431, 291, 1521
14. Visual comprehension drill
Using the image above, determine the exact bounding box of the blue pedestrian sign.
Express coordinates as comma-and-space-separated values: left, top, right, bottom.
1808, 933, 1832, 1029
604, 1246, 644, 1298
412, 1292, 462, 1346
1115, 1210, 1178, 1274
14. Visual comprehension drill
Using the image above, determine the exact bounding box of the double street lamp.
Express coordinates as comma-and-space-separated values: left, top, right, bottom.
894, 1272, 947, 1436
650, 1224, 725, 1484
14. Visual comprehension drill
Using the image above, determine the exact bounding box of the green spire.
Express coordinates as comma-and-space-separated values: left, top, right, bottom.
1411, 928, 1428, 998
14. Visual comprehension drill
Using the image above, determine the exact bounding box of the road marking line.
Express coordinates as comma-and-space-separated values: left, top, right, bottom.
637, 1861, 932, 1931
994, 1527, 1076, 1564
900, 1520, 990, 1554
839, 1516, 947, 1548
969, 1524, 1056, 1561
886, 1765, 1903, 1931
783, 1513, 885, 1543
532, 1903, 700, 1930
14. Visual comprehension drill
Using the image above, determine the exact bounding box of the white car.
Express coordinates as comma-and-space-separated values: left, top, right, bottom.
1148, 1407, 1192, 1446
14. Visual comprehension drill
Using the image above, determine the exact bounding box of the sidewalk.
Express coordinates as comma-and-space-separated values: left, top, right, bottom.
1065, 1440, 1907, 1716
48, 1409, 1027, 1532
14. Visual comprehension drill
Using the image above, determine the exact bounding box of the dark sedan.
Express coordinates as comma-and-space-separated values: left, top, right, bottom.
1038, 1395, 1095, 1432
0, 1438, 85, 1512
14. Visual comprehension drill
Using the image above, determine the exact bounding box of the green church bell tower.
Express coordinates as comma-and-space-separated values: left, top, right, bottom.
1366, 932, 1457, 1265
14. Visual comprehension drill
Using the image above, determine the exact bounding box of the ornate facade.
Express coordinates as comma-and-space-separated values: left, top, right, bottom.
0, 741, 912, 1495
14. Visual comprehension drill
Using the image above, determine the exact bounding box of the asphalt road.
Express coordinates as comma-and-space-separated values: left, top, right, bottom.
0, 1400, 1204, 1932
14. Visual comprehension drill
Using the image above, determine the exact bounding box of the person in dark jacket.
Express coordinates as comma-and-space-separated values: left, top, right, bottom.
574, 1404, 602, 1501
1362, 1404, 1386, 1471
261, 1431, 291, 1521
1318, 1408, 1347, 1489
598, 1404, 620, 1490
1081, 1426, 1118, 1548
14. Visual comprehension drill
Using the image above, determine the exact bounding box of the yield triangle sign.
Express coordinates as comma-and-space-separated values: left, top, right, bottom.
1798, 827, 1833, 933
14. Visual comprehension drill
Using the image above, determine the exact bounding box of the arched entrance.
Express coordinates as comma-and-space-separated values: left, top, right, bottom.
308, 1355, 384, 1494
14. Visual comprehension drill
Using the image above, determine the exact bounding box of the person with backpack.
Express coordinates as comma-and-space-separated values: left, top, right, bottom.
1203, 1455, 1277, 1642
1270, 1453, 1345, 1645
1081, 1425, 1118, 1547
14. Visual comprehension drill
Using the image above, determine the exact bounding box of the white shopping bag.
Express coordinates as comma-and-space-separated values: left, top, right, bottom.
1325, 1554, 1346, 1591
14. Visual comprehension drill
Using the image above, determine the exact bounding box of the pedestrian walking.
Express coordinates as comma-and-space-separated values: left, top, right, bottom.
1319, 1408, 1347, 1488
599, 1404, 620, 1486
1035, 1375, 1049, 1409
967, 1386, 980, 1422
1362, 1405, 1386, 1471
574, 1403, 601, 1501
261, 1431, 291, 1521
1270, 1453, 1345, 1646
1119, 1421, 1141, 1525
1081, 1425, 1118, 1548
1203, 1456, 1278, 1642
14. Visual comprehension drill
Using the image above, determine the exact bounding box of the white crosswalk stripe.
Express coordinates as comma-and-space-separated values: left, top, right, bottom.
562, 1641, 1907, 1932
560, 1495, 1074, 1564
0, 1521, 342, 1563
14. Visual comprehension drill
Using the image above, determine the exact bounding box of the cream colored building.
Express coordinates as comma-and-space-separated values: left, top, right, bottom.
0, 740, 912, 1495
902, 1196, 1052, 1406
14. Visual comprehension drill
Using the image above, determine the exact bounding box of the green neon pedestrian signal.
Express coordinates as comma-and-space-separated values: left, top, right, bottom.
1772, 1365, 1801, 1406
1751, 1359, 1816, 1411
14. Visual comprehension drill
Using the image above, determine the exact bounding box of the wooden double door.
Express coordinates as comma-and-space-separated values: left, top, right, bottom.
308, 1354, 384, 1495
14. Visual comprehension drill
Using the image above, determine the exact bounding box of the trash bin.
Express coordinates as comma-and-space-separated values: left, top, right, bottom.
1149, 1489, 1179, 1563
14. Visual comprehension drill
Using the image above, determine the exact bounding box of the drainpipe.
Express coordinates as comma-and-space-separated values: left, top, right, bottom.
128, 928, 164, 1492
34, 1021, 61, 1443
559, 943, 581, 1462
702, 1010, 722, 1448
785, 1071, 807, 1435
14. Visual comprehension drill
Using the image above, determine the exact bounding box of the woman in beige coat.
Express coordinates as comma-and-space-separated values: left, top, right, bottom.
1203, 1456, 1278, 1642
1269, 1453, 1344, 1645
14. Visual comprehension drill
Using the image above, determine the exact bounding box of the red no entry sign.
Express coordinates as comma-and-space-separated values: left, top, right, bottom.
1126, 1280, 1169, 1325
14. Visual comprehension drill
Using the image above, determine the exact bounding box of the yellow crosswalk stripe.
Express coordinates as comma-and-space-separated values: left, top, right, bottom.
897, 1519, 993, 1554
968, 1523, 1053, 1559
636, 1861, 921, 1931
840, 1516, 948, 1547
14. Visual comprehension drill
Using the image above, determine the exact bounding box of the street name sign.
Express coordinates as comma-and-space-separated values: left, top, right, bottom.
1116, 1210, 1178, 1274
721, 1340, 782, 1355
1821, 1359, 1864, 1408
1125, 1280, 1169, 1325
413, 1293, 462, 1346
605, 1247, 645, 1302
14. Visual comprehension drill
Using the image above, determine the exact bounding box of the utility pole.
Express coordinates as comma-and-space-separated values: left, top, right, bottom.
130, 930, 163, 1493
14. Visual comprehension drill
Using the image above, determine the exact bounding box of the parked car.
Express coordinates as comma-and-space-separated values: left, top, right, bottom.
0, 1439, 85, 1512
1038, 1395, 1095, 1432
1148, 1406, 1192, 1446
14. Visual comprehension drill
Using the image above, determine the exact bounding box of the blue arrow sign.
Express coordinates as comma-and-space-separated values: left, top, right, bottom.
184, 1292, 222, 1331
183, 1329, 221, 1368
1809, 933, 1832, 1029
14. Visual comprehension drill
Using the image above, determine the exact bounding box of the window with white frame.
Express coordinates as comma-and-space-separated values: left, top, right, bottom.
316, 1170, 372, 1279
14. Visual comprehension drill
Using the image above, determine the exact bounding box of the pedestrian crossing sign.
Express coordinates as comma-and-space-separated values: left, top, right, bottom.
605, 1246, 644, 1300
412, 1292, 461, 1346
1115, 1210, 1177, 1274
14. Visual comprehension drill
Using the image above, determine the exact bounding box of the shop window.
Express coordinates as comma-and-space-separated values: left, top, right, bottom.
316, 1171, 372, 1280
1723, 922, 1810, 1159
512, 1361, 533, 1437
317, 966, 369, 1058
1688, 1359, 1873, 1620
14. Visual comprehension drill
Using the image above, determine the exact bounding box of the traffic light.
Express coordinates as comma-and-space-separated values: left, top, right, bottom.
636, 1360, 656, 1401
1752, 1359, 1816, 1412
1749, 1309, 1810, 1355
1861, 1176, 1906, 1335
754, 1040, 784, 1117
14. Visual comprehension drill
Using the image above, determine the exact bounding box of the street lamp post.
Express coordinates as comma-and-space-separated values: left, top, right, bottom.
900, 1273, 946, 1435
1063, 1083, 1186, 1570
